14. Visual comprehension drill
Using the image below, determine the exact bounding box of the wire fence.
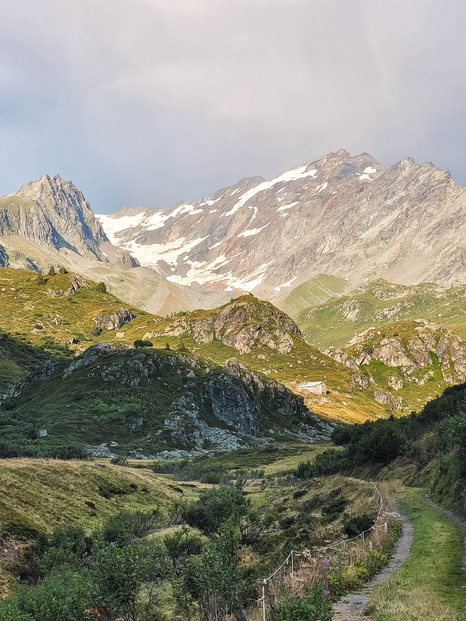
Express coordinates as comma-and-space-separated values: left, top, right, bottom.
255, 482, 390, 619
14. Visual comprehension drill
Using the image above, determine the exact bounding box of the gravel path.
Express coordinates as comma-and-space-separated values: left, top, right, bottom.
331, 504, 413, 621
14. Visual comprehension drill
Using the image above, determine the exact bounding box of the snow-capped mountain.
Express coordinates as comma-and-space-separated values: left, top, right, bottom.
97, 149, 466, 297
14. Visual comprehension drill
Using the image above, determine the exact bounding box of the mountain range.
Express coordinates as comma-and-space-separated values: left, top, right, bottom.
97, 149, 466, 301
1, 149, 466, 438
1, 149, 465, 316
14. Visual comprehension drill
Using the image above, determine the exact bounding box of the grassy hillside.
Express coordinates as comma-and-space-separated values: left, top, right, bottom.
0, 458, 187, 595
0, 267, 151, 355
1, 343, 330, 458
274, 274, 347, 317
5, 268, 457, 427
300, 382, 466, 515
132, 295, 389, 423
0, 332, 50, 395
297, 279, 466, 349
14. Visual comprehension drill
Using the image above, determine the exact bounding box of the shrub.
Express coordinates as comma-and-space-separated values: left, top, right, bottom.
0, 567, 90, 621
275, 584, 332, 621
96, 282, 107, 293
102, 509, 164, 546
134, 339, 153, 348
343, 513, 374, 537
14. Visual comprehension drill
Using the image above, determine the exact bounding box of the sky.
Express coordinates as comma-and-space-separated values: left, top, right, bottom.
1, 0, 466, 213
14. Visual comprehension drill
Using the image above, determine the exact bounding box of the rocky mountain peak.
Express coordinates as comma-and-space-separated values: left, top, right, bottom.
1, 173, 108, 260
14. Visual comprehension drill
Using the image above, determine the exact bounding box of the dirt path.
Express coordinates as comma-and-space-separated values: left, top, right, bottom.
331, 504, 414, 621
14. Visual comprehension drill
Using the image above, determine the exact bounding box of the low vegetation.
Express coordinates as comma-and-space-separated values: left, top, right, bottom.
296, 382, 466, 514
366, 488, 466, 621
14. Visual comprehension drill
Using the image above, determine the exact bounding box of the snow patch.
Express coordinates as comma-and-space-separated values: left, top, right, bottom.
277, 201, 299, 212
224, 165, 318, 216
273, 276, 298, 292
238, 223, 271, 238
357, 167, 377, 181
125, 236, 208, 268
97, 212, 148, 243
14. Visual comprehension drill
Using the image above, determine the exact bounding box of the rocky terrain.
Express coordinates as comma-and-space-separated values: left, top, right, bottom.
1, 343, 330, 459
98, 150, 466, 299
324, 319, 466, 413
144, 296, 302, 354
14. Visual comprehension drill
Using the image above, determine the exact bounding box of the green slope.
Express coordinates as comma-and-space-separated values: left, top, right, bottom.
367, 488, 466, 621
297, 279, 466, 349
276, 274, 348, 317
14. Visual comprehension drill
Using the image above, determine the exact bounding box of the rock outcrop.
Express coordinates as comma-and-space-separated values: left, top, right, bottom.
93, 308, 137, 331
5, 344, 329, 455
326, 320, 466, 411
0, 245, 8, 267
146, 296, 302, 354
0, 174, 108, 259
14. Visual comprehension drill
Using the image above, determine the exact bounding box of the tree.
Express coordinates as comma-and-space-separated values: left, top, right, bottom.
175, 521, 249, 621
36, 272, 46, 285
87, 541, 166, 621
59, 266, 68, 274
96, 282, 107, 293
48, 265, 56, 276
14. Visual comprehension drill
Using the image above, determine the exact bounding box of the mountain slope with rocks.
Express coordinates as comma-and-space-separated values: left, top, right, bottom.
0, 176, 231, 314
324, 319, 466, 414
1, 343, 330, 459
97, 150, 466, 299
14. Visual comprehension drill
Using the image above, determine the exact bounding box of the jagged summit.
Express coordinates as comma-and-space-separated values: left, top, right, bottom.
97, 149, 465, 297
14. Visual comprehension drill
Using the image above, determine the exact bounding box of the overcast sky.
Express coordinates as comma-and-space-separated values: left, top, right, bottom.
1, 0, 466, 213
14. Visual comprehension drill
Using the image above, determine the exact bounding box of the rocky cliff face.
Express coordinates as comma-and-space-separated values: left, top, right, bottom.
3, 344, 329, 457
0, 175, 108, 259
324, 320, 466, 412
145, 296, 303, 354
93, 308, 137, 331
97, 150, 466, 297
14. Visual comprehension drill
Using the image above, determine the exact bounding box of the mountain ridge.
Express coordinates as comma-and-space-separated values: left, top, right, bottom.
96, 150, 466, 298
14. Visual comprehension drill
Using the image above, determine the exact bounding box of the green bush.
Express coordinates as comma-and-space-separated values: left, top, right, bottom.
0, 567, 90, 621
101, 509, 164, 546
134, 339, 153, 348
275, 584, 332, 621
95, 282, 107, 293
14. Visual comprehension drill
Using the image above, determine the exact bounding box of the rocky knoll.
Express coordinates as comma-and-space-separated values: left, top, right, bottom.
325, 320, 466, 411
2, 343, 329, 458
145, 296, 302, 354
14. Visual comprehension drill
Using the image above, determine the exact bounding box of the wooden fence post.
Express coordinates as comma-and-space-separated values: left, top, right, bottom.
262, 582, 266, 621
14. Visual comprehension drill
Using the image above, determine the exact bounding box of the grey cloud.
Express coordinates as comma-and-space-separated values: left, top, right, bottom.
1, 0, 466, 212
